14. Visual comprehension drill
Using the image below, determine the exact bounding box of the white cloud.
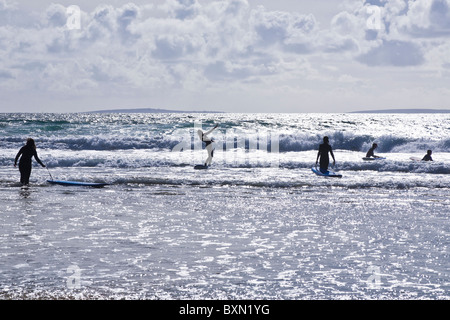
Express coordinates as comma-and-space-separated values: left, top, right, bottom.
357, 39, 425, 66
329, 0, 450, 67
392, 0, 450, 37
161, 0, 201, 20
0, 0, 449, 112
0, 0, 18, 25
44, 3, 67, 27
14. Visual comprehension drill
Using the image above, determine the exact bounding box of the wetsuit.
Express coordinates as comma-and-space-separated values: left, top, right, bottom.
366, 147, 376, 158
318, 143, 332, 173
422, 154, 433, 161
201, 133, 214, 166
201, 133, 213, 147
14, 145, 45, 185
198, 126, 217, 166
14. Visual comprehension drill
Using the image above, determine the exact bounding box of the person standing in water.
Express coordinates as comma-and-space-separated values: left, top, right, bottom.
14, 138, 46, 185
366, 143, 381, 158
197, 124, 218, 167
422, 150, 433, 161
316, 136, 336, 174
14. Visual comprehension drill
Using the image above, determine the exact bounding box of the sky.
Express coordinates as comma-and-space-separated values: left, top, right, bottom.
0, 0, 450, 113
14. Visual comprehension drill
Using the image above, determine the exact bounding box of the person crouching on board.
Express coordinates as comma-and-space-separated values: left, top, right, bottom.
422, 150, 433, 161
14, 138, 46, 185
316, 136, 336, 174
197, 124, 218, 167
366, 143, 381, 158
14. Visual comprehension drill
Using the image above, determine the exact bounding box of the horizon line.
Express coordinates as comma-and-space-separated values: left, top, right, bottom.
1, 107, 449, 114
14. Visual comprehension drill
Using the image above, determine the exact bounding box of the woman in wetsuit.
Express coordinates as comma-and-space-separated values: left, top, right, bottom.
316, 136, 336, 173
14, 138, 46, 185
197, 124, 218, 167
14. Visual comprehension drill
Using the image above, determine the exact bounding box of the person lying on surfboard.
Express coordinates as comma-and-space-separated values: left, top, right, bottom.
197, 124, 218, 167
316, 136, 336, 174
422, 150, 433, 161
365, 143, 381, 158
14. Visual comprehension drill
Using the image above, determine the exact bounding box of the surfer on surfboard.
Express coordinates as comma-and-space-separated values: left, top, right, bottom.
14, 138, 46, 185
197, 124, 218, 167
422, 150, 433, 161
316, 136, 336, 174
365, 143, 381, 159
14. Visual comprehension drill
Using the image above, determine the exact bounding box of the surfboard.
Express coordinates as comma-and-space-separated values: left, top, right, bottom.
311, 167, 342, 178
362, 157, 386, 161
47, 180, 109, 187
409, 157, 422, 161
194, 165, 209, 170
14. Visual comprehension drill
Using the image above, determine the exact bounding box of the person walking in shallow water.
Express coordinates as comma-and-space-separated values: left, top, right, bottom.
14, 138, 46, 185
316, 136, 336, 174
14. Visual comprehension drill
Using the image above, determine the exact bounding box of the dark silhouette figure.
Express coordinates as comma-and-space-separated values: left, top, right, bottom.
197, 124, 218, 167
14, 138, 46, 185
422, 150, 433, 161
366, 143, 381, 158
316, 136, 336, 173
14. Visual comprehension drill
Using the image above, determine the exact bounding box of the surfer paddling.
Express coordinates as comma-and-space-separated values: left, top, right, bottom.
197, 124, 218, 167
316, 136, 336, 174
14, 138, 46, 185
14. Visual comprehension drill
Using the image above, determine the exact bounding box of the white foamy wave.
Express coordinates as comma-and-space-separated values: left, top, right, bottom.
1, 148, 448, 175
276, 132, 448, 153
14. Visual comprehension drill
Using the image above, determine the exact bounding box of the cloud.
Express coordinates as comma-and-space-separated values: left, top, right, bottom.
0, 1, 364, 91
391, 0, 450, 37
328, 0, 450, 67
0, 0, 449, 112
161, 0, 201, 20
116, 3, 141, 44
249, 5, 317, 53
357, 39, 425, 66
430, 0, 450, 31
0, 0, 33, 28
0, 69, 14, 79
44, 3, 67, 28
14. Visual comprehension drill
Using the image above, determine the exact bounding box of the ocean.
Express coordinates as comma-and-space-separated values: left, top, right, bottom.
0, 112, 448, 300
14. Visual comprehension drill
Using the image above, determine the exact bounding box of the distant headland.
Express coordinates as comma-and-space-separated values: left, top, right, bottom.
349, 108, 450, 113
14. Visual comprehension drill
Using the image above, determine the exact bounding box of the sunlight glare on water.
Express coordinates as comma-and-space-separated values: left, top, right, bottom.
0, 113, 448, 299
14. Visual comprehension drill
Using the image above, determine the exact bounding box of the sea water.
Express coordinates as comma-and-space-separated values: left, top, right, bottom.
0, 112, 448, 299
